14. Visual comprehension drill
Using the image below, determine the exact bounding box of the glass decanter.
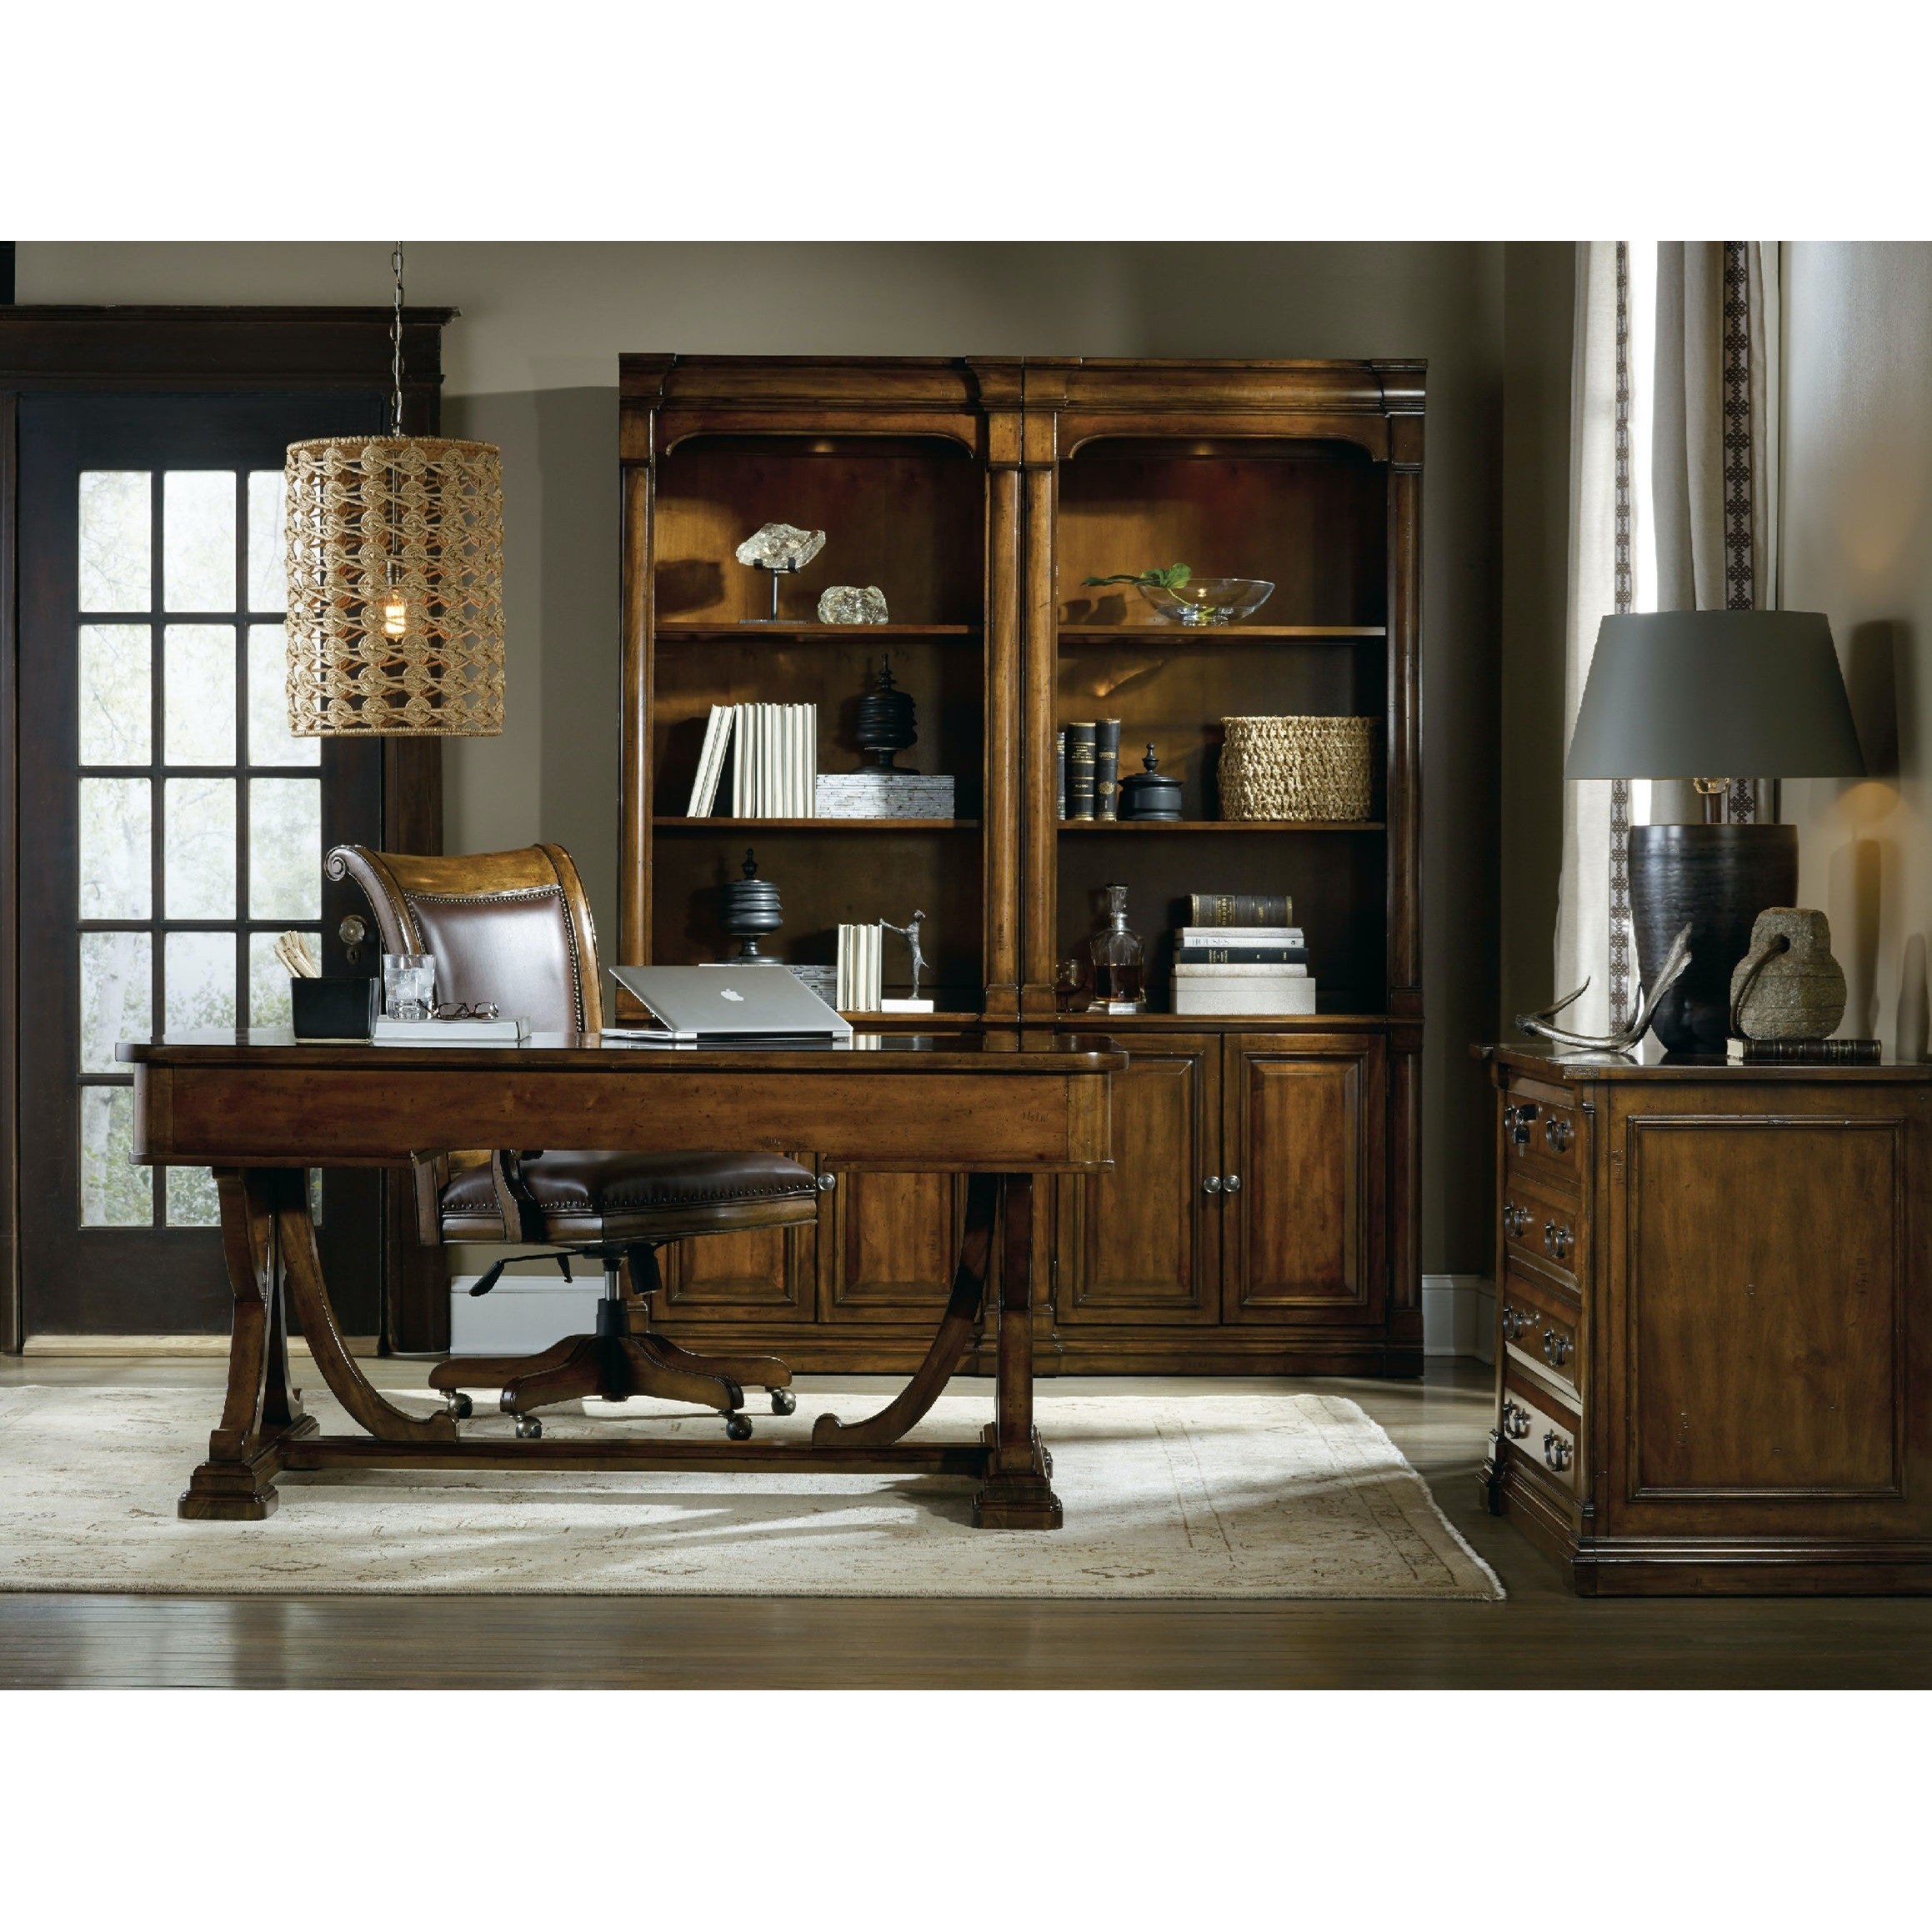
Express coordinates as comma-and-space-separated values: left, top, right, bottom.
1087, 882, 1146, 1014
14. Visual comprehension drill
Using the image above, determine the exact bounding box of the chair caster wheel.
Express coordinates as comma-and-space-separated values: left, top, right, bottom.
514, 1414, 543, 1440
444, 1391, 473, 1419
770, 1388, 797, 1416
723, 1411, 754, 1441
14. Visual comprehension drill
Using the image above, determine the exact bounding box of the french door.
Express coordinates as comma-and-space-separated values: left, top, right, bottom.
17, 392, 388, 1335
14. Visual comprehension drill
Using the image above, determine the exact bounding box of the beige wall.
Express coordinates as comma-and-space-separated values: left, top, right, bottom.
1781, 242, 1932, 1057
18, 242, 1506, 1272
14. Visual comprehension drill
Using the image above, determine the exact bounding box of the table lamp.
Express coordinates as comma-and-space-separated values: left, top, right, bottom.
1564, 610, 1864, 1053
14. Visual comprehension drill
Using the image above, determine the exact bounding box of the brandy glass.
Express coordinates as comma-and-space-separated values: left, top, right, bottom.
1087, 883, 1146, 1014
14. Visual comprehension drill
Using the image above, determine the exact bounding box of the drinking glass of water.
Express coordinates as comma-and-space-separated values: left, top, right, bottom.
383, 953, 436, 1020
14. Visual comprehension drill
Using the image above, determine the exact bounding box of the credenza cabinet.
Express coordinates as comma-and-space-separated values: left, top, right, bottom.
620, 356, 1424, 1377
1480, 1044, 1932, 1594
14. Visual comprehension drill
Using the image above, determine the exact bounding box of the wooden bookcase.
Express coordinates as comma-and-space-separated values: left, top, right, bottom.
618, 356, 1423, 1375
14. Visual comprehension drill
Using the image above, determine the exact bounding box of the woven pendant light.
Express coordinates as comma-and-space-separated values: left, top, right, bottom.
283, 246, 505, 735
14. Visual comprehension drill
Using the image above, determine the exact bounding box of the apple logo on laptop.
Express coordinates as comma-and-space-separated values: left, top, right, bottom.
719, 988, 745, 1002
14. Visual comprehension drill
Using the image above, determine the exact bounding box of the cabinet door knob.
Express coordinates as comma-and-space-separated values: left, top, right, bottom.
816, 1172, 838, 1192
1222, 1174, 1240, 1194
1202, 1174, 1222, 1195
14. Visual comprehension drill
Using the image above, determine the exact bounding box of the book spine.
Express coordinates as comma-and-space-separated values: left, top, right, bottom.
808, 703, 818, 818
837, 924, 853, 1011
730, 703, 745, 817
1066, 722, 1096, 821
1726, 1037, 1881, 1064
1188, 893, 1294, 927
1094, 718, 1122, 821
1057, 729, 1067, 822
1172, 963, 1310, 978
1178, 927, 1304, 947
1174, 946, 1309, 964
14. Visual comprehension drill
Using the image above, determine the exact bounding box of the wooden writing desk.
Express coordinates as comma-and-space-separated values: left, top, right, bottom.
122, 1030, 1124, 1529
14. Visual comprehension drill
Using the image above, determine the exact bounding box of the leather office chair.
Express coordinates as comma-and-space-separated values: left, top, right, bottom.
327, 843, 819, 1439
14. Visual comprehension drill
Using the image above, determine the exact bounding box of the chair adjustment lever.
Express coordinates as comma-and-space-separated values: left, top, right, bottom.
468, 1248, 583, 1297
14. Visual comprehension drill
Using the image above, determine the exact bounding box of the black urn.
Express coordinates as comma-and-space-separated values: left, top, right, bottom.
1119, 743, 1184, 820
719, 848, 782, 958
855, 660, 917, 770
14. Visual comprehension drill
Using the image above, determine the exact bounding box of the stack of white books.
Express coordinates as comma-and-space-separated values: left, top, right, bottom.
836, 923, 883, 1012
813, 771, 955, 820
372, 1014, 532, 1045
1170, 924, 1314, 1016
686, 703, 818, 818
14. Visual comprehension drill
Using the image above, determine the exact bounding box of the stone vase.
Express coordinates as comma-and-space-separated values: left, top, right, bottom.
1729, 907, 1848, 1041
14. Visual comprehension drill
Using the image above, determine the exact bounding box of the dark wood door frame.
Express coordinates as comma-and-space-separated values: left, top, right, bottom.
0, 306, 454, 1354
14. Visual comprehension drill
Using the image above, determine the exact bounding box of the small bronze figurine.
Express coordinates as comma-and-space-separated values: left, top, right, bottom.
881, 908, 928, 1003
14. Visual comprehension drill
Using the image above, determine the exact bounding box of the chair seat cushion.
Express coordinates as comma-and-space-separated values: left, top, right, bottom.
440, 1149, 821, 1244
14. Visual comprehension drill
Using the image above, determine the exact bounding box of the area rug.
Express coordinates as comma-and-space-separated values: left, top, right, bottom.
0, 1384, 1501, 1599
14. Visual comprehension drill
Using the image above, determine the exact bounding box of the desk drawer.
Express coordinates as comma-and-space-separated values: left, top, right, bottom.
1499, 1262, 1582, 1403
1501, 1084, 1582, 1187
1501, 1366, 1581, 1496
1502, 1169, 1581, 1288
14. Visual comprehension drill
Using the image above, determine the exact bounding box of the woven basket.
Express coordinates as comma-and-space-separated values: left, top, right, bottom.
1219, 715, 1376, 821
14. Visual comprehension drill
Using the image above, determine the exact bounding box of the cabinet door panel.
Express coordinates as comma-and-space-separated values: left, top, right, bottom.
1224, 1034, 1385, 1324
822, 1168, 963, 1321
661, 1218, 814, 1321
1055, 1035, 1219, 1324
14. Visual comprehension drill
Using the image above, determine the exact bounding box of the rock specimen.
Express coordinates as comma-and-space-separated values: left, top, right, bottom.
735, 522, 826, 571
817, 584, 888, 624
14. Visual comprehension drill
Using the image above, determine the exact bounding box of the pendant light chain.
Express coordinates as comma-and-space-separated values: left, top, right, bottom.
389, 242, 406, 437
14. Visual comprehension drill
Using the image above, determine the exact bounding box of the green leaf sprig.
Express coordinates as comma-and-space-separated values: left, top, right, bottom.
1081, 563, 1192, 590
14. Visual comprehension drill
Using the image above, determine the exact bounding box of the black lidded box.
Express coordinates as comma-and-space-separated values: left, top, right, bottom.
291, 976, 379, 1042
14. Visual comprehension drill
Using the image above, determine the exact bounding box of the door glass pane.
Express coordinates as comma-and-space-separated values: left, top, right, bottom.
79, 778, 152, 918
163, 776, 236, 918
248, 471, 288, 613
78, 625, 152, 765
249, 778, 322, 918
248, 624, 318, 766
164, 625, 238, 765
80, 932, 153, 1072
249, 929, 319, 1027
166, 1167, 221, 1228
163, 471, 236, 612
165, 930, 236, 1034
79, 1087, 153, 1226
78, 472, 151, 613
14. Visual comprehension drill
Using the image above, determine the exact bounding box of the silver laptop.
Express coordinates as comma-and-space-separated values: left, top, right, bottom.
607, 963, 853, 1044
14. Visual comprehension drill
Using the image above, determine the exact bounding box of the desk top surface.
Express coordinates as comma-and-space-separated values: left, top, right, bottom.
120, 1029, 1128, 1076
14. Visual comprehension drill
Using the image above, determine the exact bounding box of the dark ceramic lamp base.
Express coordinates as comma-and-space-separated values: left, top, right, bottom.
1629, 823, 1799, 1054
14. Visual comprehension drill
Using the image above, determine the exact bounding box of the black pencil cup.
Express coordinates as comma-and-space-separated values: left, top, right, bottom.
291, 976, 379, 1042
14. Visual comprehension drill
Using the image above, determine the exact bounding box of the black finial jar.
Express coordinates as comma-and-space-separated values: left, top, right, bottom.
855, 659, 917, 770
1119, 743, 1184, 820
718, 848, 782, 958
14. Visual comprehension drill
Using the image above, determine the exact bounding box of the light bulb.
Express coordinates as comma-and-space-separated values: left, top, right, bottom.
381, 592, 409, 638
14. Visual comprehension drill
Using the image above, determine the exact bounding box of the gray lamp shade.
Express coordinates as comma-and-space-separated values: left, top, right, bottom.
1564, 610, 1865, 780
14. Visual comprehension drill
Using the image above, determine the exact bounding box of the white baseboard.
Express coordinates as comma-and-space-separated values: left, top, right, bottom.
448, 1275, 606, 1355
1421, 1274, 1494, 1363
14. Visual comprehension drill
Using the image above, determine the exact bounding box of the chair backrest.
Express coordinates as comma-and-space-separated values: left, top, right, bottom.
326, 843, 604, 1035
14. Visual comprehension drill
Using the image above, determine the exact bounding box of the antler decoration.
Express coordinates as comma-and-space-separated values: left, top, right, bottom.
1514, 923, 1694, 1054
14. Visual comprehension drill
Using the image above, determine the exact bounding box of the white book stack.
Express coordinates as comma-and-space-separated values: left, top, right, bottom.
1171, 923, 1314, 1016
813, 771, 955, 820
371, 1015, 533, 1045
685, 702, 818, 818
836, 923, 883, 1013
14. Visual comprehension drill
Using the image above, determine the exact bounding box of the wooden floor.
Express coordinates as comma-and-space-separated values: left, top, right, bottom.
3, 1352, 1929, 1688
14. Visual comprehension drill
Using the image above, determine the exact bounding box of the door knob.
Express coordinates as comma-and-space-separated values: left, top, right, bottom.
338, 914, 367, 964
1203, 1175, 1222, 1194
1222, 1174, 1241, 1194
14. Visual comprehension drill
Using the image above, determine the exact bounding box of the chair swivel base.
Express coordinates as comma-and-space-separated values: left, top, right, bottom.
428, 1297, 796, 1439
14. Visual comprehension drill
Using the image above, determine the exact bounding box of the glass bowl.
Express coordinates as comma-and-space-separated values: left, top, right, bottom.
1135, 577, 1274, 626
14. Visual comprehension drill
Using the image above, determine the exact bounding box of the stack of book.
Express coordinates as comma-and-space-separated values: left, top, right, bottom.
1170, 893, 1313, 1015
814, 770, 955, 819
836, 923, 883, 1012
372, 1014, 532, 1046
686, 703, 818, 818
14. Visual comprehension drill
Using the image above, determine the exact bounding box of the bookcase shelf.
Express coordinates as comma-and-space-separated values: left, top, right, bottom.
657, 622, 979, 642
1057, 624, 1386, 644
1058, 819, 1384, 834
654, 817, 980, 833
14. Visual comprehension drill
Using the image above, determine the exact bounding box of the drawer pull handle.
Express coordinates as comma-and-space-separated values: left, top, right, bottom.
1504, 1103, 1539, 1149
1504, 1201, 1530, 1239
1541, 1328, 1574, 1369
1202, 1175, 1222, 1195
1500, 1303, 1536, 1344
1543, 1429, 1574, 1473
1502, 1399, 1531, 1440
1544, 1116, 1573, 1154
1543, 1219, 1574, 1262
